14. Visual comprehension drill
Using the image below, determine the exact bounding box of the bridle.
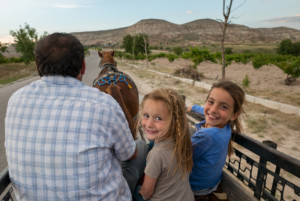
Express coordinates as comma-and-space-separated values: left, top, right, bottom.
98, 55, 118, 74
98, 63, 118, 75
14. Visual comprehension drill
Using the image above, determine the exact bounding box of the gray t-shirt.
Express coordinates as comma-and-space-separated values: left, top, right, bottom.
145, 139, 194, 201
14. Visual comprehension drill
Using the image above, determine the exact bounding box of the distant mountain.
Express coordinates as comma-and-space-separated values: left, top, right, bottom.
71, 18, 300, 47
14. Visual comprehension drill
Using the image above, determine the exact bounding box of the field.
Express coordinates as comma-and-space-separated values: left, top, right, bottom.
115, 57, 300, 161
0, 62, 36, 85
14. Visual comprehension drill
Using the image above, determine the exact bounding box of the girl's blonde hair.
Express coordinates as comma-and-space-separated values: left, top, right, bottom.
137, 88, 193, 177
208, 80, 245, 156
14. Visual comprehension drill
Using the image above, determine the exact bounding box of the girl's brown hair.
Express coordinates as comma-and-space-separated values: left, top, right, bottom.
208, 80, 245, 155
137, 88, 193, 177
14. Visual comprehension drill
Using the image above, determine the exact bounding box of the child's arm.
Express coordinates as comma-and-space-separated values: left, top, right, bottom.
186, 105, 193, 112
187, 105, 205, 115
139, 174, 157, 200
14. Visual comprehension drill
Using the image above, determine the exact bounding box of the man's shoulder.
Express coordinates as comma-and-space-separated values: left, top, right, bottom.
79, 84, 117, 106
10, 78, 118, 109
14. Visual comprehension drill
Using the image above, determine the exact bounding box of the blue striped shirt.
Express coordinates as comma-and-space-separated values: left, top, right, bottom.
5, 76, 135, 201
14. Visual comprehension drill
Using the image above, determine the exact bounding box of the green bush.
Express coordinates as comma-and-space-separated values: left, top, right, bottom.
172, 46, 183, 55
0, 56, 24, 64
225, 47, 233, 54
242, 74, 251, 88
166, 54, 178, 62
148, 53, 167, 61
182, 47, 217, 68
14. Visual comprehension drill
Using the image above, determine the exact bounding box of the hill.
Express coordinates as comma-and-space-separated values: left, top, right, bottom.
71, 18, 300, 47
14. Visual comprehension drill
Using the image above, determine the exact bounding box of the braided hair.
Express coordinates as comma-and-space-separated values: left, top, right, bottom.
138, 88, 193, 177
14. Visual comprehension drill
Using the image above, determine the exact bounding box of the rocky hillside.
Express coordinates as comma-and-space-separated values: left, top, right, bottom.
72, 18, 300, 46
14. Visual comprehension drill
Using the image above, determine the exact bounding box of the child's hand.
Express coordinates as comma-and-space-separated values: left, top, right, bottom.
186, 105, 193, 112
139, 175, 157, 200
139, 186, 151, 200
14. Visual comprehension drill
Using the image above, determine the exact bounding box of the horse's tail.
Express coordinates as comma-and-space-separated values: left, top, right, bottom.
107, 85, 136, 139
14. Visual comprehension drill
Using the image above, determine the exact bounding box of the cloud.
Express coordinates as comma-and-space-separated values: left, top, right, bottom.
53, 4, 81, 8
263, 15, 300, 24
52, 1, 93, 9
186, 10, 192, 15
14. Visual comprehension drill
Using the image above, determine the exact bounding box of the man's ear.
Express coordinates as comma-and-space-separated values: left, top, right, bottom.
81, 59, 86, 75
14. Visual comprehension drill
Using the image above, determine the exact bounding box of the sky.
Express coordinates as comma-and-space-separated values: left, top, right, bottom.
1, 0, 300, 43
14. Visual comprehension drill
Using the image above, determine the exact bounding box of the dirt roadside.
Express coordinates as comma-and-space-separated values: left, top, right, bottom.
116, 58, 300, 161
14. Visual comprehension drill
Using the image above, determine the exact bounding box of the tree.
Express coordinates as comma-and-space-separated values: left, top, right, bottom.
277, 39, 294, 55
0, 42, 8, 63
220, 0, 233, 80
0, 42, 7, 57
123, 34, 133, 54
293, 42, 300, 56
219, 0, 245, 79
122, 34, 150, 58
142, 34, 149, 67
277, 39, 300, 56
10, 23, 39, 64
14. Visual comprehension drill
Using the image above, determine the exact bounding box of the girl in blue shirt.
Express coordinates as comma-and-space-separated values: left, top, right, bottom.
187, 80, 245, 200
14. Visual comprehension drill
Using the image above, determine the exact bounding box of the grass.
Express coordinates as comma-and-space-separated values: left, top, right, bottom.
245, 115, 268, 133
0, 73, 32, 84
0, 62, 36, 85
245, 88, 300, 108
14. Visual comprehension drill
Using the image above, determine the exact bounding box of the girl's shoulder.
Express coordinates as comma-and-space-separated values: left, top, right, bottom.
193, 124, 231, 142
148, 140, 174, 159
152, 140, 174, 152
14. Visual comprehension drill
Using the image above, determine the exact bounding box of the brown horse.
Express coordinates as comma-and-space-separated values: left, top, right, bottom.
93, 50, 139, 139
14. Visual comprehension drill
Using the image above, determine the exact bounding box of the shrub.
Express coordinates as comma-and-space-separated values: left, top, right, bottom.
242, 74, 251, 88
174, 66, 203, 81
166, 54, 178, 62
225, 47, 233, 55
172, 46, 183, 55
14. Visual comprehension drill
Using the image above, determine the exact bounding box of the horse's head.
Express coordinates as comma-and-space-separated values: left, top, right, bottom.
98, 50, 117, 68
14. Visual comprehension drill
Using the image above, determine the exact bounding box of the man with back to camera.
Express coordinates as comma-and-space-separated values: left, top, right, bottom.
5, 32, 146, 200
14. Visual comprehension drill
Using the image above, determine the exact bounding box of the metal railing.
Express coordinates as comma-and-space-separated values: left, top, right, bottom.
0, 167, 14, 201
225, 133, 300, 201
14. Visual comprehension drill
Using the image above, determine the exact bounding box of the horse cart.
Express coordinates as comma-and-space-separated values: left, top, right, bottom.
1, 110, 300, 201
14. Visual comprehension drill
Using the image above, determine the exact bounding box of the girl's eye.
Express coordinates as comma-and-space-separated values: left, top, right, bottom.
142, 113, 149, 118
220, 105, 229, 110
155, 116, 162, 121
207, 99, 214, 105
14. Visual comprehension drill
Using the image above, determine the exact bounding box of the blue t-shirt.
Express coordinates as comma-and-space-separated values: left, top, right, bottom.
189, 105, 231, 191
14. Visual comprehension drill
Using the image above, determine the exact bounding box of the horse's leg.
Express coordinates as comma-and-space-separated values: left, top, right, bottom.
107, 85, 136, 140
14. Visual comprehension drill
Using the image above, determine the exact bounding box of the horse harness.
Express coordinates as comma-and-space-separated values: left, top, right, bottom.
93, 63, 137, 91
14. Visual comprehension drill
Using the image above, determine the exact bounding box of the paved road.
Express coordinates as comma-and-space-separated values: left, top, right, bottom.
0, 50, 100, 172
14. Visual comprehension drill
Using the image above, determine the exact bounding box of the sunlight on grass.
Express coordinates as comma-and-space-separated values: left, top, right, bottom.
0, 62, 36, 85
0, 73, 32, 84
246, 115, 268, 133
